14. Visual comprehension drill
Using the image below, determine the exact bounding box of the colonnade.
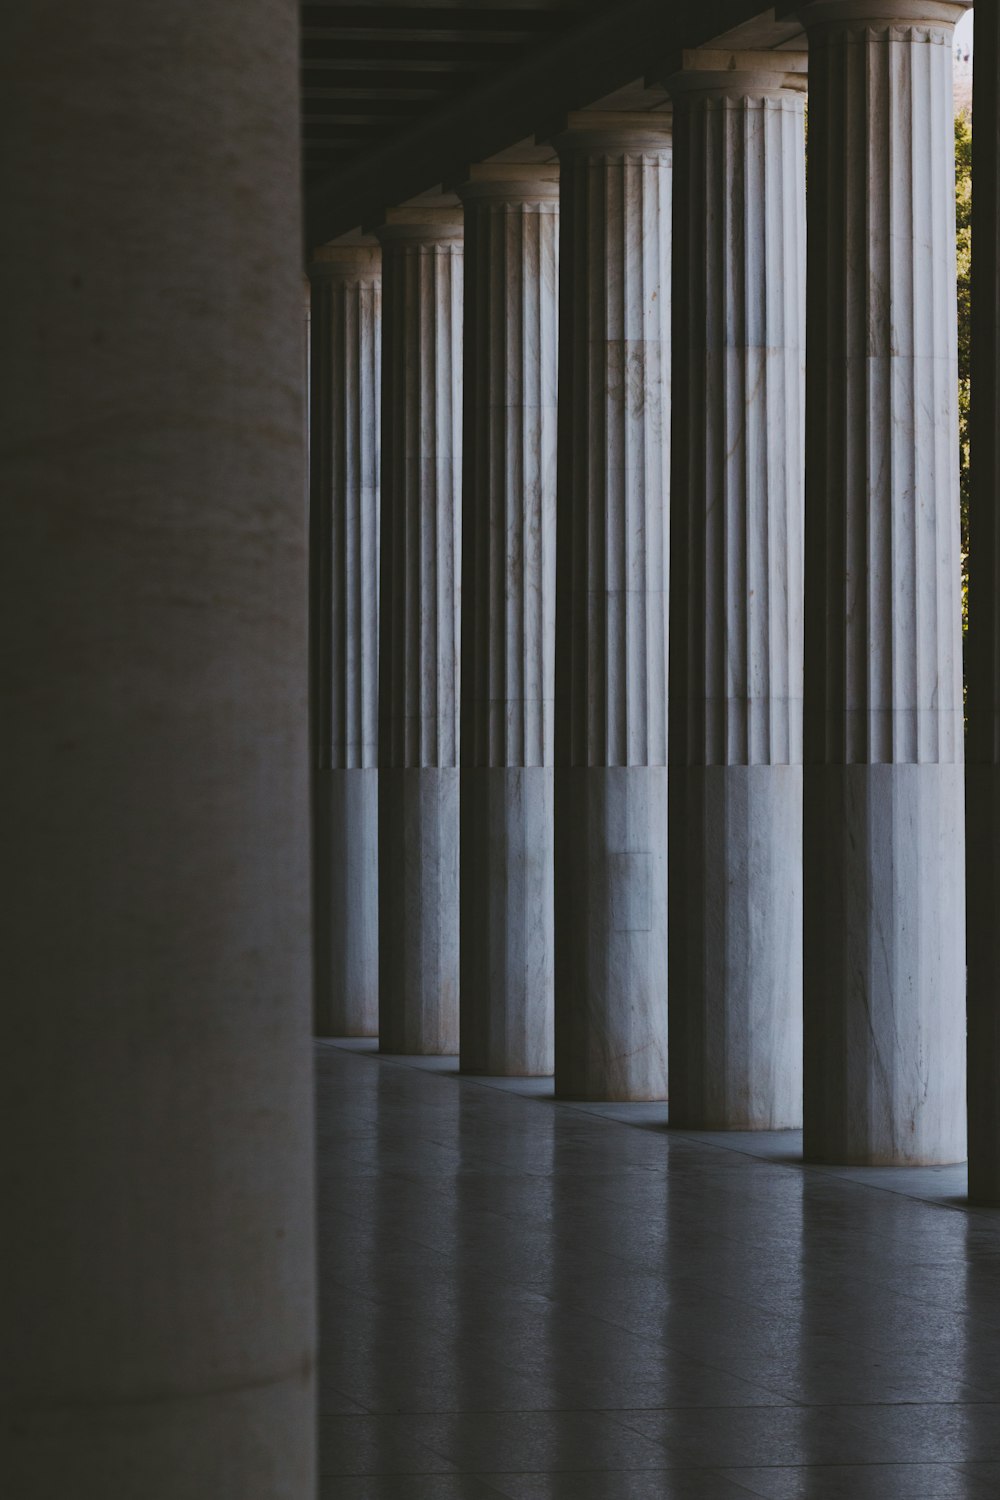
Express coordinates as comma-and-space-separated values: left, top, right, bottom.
311, 0, 992, 1171
7, 0, 1000, 1494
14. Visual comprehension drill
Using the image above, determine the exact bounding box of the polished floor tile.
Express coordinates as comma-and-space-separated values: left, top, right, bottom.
315, 1042, 1000, 1494
317, 1414, 460, 1477
319, 1479, 509, 1500
717, 1464, 987, 1499
482, 1473, 764, 1498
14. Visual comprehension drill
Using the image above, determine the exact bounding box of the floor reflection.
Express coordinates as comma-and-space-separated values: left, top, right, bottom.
316, 1043, 1000, 1499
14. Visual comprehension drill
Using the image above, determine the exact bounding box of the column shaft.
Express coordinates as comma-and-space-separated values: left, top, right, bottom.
310, 245, 381, 1037
553, 116, 672, 1100
668, 57, 806, 1129
966, 2, 1000, 1200
3, 2, 315, 1493
459, 166, 559, 1076
799, 0, 969, 1164
378, 210, 463, 1054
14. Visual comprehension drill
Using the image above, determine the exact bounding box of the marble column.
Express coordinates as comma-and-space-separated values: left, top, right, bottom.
4, 1, 315, 1494
377, 206, 464, 1054
667, 53, 806, 1129
967, 2, 1000, 1202
798, 0, 969, 1165
309, 243, 381, 1038
552, 114, 672, 1101
458, 163, 559, 1076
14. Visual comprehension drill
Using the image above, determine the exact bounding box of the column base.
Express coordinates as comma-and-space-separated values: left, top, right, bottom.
313, 768, 378, 1038
459, 766, 554, 1076
553, 766, 668, 1101
669, 764, 803, 1129
803, 762, 966, 1166
378, 767, 459, 1054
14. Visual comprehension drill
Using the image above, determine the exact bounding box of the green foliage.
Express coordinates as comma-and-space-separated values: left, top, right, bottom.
956, 108, 972, 634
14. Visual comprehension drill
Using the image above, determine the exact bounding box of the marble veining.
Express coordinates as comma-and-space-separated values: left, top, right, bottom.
667, 61, 806, 1130
459, 166, 559, 1076
552, 118, 671, 1101
798, 2, 968, 1165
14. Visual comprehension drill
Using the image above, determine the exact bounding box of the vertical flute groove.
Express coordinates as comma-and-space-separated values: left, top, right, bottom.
460, 187, 558, 769
554, 134, 671, 769
379, 235, 463, 770
310, 251, 381, 772
670, 92, 806, 770
805, 14, 962, 769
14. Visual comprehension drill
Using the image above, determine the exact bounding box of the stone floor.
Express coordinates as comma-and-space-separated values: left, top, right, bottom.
315, 1040, 1000, 1499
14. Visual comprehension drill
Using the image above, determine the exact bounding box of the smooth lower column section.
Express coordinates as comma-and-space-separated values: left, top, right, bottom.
799, 0, 969, 1165
553, 115, 672, 1101
377, 206, 463, 1054
309, 243, 381, 1037
459, 164, 559, 1076
667, 53, 806, 1130
5, 3, 316, 1494
966, 2, 1000, 1201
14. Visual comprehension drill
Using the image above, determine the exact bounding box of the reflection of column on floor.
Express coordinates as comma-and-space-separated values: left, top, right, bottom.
456, 1086, 557, 1415
661, 1146, 805, 1415
966, 0, 1000, 1204
667, 50, 806, 1131
799, 0, 968, 1166
314, 1046, 383, 1417
370, 1065, 464, 1415
309, 242, 381, 1039
960, 1211, 996, 1400
544, 1112, 675, 1458
797, 1183, 965, 1411
376, 206, 464, 1055
458, 162, 559, 1078
552, 113, 672, 1102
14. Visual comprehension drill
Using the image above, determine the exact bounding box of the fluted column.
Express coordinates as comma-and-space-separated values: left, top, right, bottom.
377, 206, 463, 1054
799, 0, 969, 1164
967, 2, 1000, 1201
667, 53, 806, 1129
5, 1, 315, 1492
309, 243, 381, 1038
553, 114, 672, 1100
459, 164, 559, 1076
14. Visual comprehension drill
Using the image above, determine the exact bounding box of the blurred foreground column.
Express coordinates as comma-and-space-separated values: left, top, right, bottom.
3, 1, 316, 1494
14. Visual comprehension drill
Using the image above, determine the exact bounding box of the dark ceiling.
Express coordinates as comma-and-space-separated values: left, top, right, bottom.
301, 2, 602, 189
300, 1, 802, 250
